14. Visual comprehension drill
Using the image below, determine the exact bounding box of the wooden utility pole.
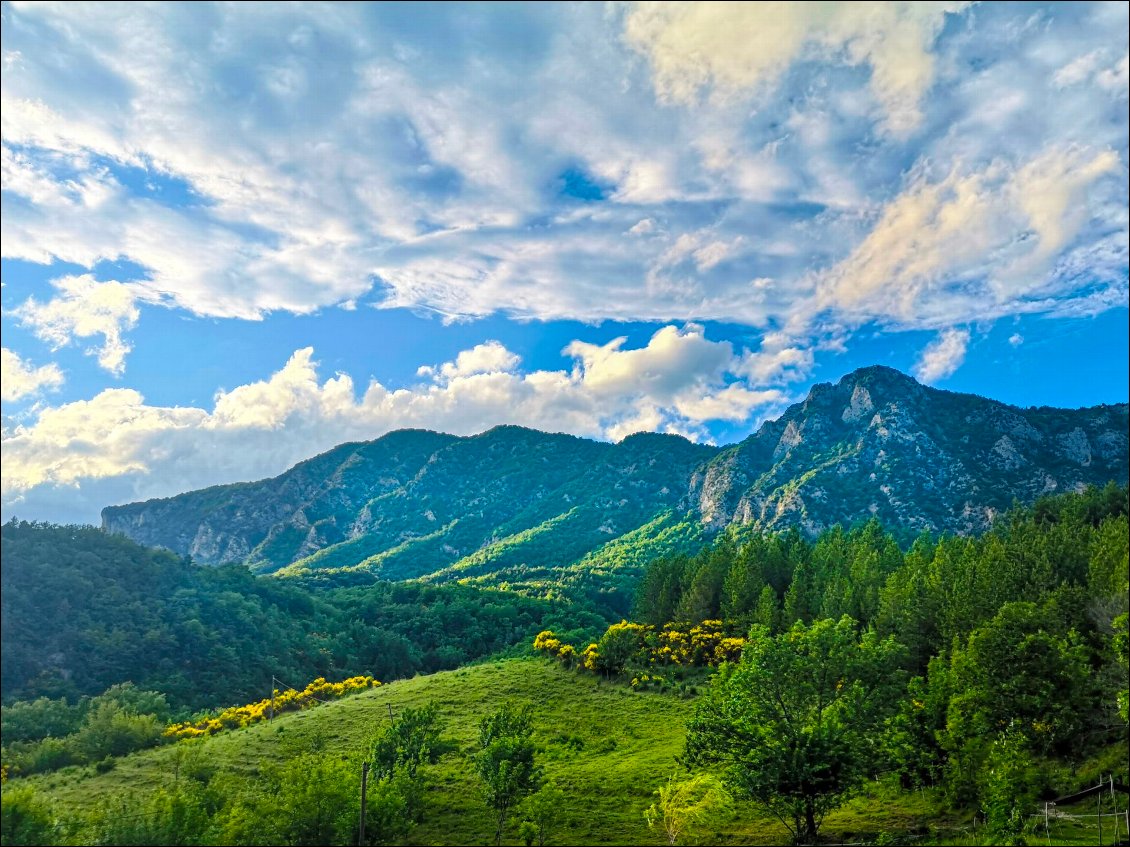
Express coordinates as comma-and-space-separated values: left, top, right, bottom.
1098, 776, 1103, 847
358, 761, 370, 845
269, 676, 277, 721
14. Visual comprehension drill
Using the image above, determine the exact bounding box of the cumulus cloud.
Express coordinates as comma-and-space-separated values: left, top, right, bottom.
418, 341, 522, 381
623, 1, 969, 135
1, 327, 789, 522
13, 275, 141, 375
913, 328, 970, 383
1, 348, 64, 402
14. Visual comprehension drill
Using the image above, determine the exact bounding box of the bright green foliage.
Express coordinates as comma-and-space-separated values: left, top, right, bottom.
0, 785, 56, 846
475, 703, 543, 845
644, 772, 732, 845
593, 621, 649, 676
945, 601, 1090, 758
259, 754, 358, 846
3, 684, 171, 778
84, 785, 210, 847
751, 585, 779, 632
685, 617, 906, 844
71, 700, 164, 762
369, 703, 443, 780
978, 724, 1044, 841
1114, 612, 1130, 724
361, 774, 417, 846
517, 781, 566, 847
885, 657, 951, 789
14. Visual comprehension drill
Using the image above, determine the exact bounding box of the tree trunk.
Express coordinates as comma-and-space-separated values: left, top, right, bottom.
803, 797, 818, 844
495, 807, 507, 846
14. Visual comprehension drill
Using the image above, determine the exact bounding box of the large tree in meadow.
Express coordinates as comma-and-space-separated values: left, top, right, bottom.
685, 617, 905, 844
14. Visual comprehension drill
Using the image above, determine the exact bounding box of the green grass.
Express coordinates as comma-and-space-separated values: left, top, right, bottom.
27, 659, 981, 846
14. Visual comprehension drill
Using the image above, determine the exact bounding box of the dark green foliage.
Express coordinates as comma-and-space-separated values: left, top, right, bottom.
1, 521, 583, 712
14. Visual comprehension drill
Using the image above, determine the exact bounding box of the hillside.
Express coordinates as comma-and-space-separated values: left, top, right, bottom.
102, 427, 716, 579
23, 658, 956, 846
0, 522, 588, 708
101, 367, 1129, 584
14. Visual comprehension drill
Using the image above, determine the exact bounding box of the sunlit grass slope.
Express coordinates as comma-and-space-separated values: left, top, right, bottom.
31, 658, 971, 846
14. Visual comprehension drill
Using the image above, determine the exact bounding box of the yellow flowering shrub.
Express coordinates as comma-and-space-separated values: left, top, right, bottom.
164, 675, 379, 740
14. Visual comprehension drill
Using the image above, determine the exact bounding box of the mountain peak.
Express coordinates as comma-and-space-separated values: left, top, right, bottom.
837, 364, 920, 386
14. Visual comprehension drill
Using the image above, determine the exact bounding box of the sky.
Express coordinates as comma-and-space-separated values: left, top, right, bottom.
1, 1, 1127, 525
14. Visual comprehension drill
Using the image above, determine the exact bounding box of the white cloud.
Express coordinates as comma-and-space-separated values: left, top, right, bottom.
1, 327, 788, 520
913, 328, 970, 383
13, 275, 141, 375
622, 1, 969, 136
1053, 49, 1106, 88
1008, 333, 1024, 347
562, 324, 731, 401
0, 0, 1126, 472
1096, 53, 1129, 94
814, 146, 1124, 328
435, 341, 521, 381
1054, 48, 1128, 96
0, 348, 64, 402
735, 341, 815, 385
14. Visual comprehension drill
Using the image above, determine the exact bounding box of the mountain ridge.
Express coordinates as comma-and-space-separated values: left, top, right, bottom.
102, 365, 1130, 581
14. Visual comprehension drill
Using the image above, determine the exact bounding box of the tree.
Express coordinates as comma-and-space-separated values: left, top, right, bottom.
517, 781, 565, 847
0, 786, 57, 846
475, 704, 543, 845
593, 621, 648, 677
645, 772, 731, 845
944, 601, 1090, 759
269, 754, 357, 846
1114, 612, 1129, 724
685, 617, 906, 844
370, 703, 443, 780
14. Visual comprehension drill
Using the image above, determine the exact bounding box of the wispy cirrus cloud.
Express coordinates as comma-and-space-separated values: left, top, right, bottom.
913, 328, 970, 384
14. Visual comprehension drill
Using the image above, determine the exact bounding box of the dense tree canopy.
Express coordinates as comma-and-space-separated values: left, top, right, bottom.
685, 617, 906, 843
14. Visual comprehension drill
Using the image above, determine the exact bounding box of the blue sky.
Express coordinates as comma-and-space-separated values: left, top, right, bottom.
1, 1, 1127, 524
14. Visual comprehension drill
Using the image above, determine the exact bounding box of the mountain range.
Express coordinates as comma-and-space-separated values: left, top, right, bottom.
102, 365, 1129, 584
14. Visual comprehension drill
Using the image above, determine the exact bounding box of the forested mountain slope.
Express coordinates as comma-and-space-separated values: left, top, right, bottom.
101, 367, 1129, 581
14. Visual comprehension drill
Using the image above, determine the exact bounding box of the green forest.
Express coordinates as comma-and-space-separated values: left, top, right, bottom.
2, 486, 1128, 845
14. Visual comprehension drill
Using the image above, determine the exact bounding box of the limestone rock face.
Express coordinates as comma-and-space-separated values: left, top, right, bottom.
688, 365, 1129, 537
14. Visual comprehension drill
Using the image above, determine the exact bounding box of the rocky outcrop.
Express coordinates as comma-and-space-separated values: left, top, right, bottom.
690, 366, 1129, 536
